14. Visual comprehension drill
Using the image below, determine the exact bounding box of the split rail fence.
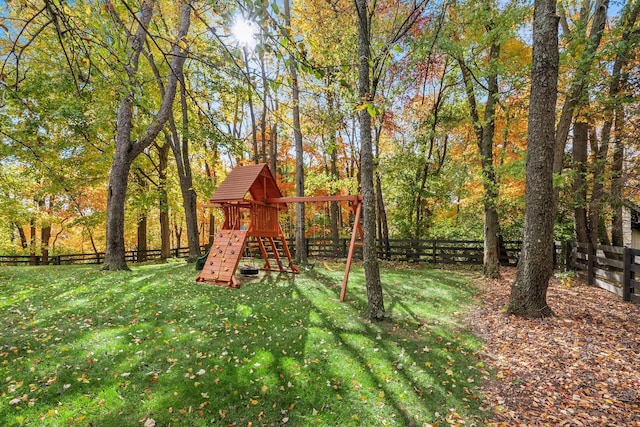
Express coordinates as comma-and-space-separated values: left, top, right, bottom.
1, 239, 526, 267
4, 239, 638, 305
0, 246, 204, 266
569, 242, 640, 303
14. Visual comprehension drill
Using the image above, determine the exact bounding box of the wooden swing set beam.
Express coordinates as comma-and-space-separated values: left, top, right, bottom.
265, 194, 363, 302
264, 195, 362, 204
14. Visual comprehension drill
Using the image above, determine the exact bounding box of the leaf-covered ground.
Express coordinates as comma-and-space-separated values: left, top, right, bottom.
470, 268, 640, 426
0, 261, 487, 426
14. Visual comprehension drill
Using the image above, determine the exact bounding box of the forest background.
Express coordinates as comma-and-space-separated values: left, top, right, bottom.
1, 0, 638, 270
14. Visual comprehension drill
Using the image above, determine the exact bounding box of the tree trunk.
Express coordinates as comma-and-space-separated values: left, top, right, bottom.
14, 223, 28, 249
588, 118, 611, 246
327, 81, 340, 254
375, 172, 389, 258
458, 40, 501, 279
508, 0, 559, 318
552, 0, 609, 202
607, 2, 639, 245
284, 0, 307, 265
572, 120, 590, 244
481, 42, 501, 279
269, 120, 278, 177
103, 1, 191, 270
610, 107, 625, 246
137, 213, 148, 262
172, 81, 200, 262
173, 212, 183, 250
41, 224, 51, 265
356, 0, 385, 321
104, 147, 134, 270
29, 217, 36, 264
204, 160, 218, 247
243, 47, 259, 164
158, 141, 171, 260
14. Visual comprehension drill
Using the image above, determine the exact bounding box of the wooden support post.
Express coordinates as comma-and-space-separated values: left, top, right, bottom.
256, 237, 270, 270
623, 247, 632, 302
268, 236, 284, 271
277, 223, 299, 273
432, 240, 437, 264
340, 201, 362, 302
587, 244, 594, 286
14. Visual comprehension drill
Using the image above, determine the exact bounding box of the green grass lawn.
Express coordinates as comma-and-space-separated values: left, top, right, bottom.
0, 260, 488, 426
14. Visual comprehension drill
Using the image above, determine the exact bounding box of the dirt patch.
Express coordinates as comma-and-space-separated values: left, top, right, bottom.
469, 268, 640, 426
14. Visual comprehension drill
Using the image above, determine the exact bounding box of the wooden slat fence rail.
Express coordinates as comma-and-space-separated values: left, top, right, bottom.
4, 239, 576, 270
288, 238, 526, 267
569, 242, 640, 303
0, 246, 206, 266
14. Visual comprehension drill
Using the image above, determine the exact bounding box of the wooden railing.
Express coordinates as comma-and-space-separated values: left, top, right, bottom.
288, 238, 527, 267
0, 246, 207, 266
1, 238, 576, 272
569, 242, 640, 303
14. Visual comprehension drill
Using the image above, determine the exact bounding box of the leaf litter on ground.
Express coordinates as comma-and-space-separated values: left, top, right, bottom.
469, 268, 640, 426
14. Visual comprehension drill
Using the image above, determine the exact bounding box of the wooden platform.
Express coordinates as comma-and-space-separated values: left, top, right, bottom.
195, 229, 248, 287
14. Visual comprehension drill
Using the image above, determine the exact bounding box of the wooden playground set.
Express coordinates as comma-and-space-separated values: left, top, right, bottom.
195, 163, 363, 301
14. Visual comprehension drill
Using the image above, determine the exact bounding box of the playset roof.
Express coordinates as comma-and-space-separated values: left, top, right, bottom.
209, 163, 285, 205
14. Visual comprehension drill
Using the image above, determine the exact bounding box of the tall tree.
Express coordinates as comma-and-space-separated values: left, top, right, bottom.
606, 1, 640, 245
508, 0, 559, 317
458, 37, 501, 278
355, 0, 385, 321
284, 0, 307, 265
103, 1, 191, 270
552, 0, 609, 204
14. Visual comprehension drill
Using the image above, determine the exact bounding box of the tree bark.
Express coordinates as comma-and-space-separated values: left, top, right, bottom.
356, 0, 385, 321
14, 223, 28, 249
137, 213, 148, 262
41, 224, 51, 265
458, 40, 501, 279
29, 217, 36, 265
480, 42, 501, 279
284, 0, 307, 265
607, 2, 639, 245
326, 81, 341, 254
171, 81, 200, 262
103, 1, 191, 270
572, 120, 589, 244
157, 140, 171, 260
552, 0, 609, 200
508, 0, 559, 318
610, 107, 625, 246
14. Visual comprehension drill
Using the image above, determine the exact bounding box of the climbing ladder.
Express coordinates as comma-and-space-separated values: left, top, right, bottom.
195, 229, 249, 288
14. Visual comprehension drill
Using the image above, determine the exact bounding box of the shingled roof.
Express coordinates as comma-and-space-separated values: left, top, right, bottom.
209, 163, 285, 205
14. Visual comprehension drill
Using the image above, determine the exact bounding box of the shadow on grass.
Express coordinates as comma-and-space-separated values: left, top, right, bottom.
0, 262, 486, 427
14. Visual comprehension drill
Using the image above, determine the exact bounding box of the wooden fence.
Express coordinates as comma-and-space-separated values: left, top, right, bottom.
569, 242, 640, 303
2, 238, 574, 271
297, 237, 524, 266
0, 246, 203, 266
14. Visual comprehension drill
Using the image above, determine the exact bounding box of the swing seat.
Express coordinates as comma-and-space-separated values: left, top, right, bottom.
240, 266, 259, 275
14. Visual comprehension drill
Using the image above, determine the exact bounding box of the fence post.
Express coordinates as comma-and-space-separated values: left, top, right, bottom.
587, 244, 594, 286
623, 247, 632, 302
432, 240, 437, 264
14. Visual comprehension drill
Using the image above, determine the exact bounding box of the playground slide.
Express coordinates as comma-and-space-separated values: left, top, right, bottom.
195, 229, 248, 287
